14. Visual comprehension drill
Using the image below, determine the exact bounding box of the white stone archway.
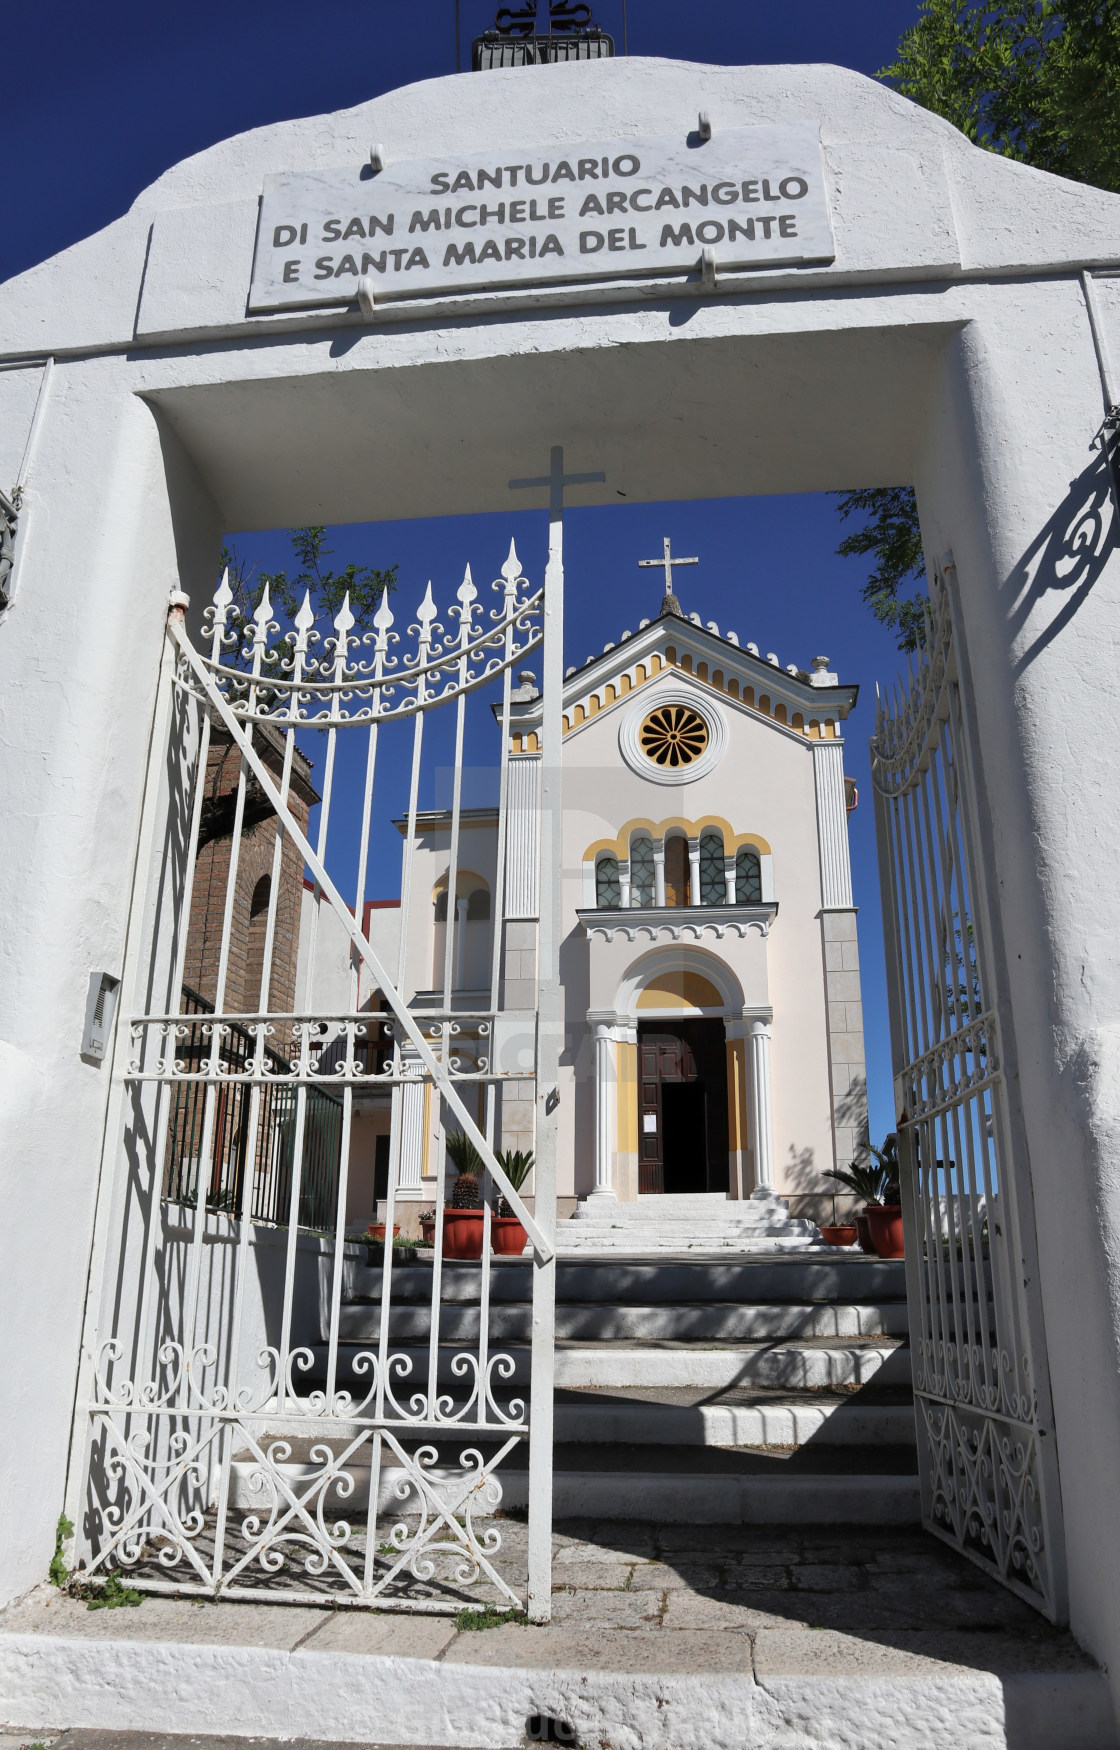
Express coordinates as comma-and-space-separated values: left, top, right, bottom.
592, 943, 761, 1202
2, 48, 1120, 1690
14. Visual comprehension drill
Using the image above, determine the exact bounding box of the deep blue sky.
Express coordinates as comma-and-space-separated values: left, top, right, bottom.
5, 1, 920, 284
6, 1, 928, 1152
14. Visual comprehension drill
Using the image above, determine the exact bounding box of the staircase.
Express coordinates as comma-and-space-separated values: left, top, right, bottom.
267, 1251, 918, 1525
557, 1190, 824, 1253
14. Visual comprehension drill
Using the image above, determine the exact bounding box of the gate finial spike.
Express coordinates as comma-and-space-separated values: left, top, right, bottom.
417, 581, 437, 628
252, 582, 273, 646
293, 588, 315, 655
206, 565, 234, 655
458, 563, 477, 612
332, 590, 355, 659
502, 537, 521, 582
373, 588, 394, 643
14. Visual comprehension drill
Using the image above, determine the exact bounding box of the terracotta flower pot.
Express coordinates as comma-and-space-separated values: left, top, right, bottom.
855, 1210, 876, 1254
820, 1224, 858, 1248
491, 1215, 528, 1255
866, 1203, 905, 1259
420, 1218, 436, 1244
442, 1208, 485, 1260
366, 1224, 400, 1244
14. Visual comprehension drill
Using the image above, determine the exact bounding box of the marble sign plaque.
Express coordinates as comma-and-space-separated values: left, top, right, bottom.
248, 124, 834, 312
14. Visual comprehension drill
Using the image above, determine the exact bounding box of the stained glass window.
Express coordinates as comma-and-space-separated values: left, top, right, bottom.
595, 854, 621, 909
699, 830, 726, 904
630, 834, 655, 907
736, 847, 762, 904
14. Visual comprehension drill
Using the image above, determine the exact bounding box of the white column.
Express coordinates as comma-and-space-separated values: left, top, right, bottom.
653, 841, 666, 907
723, 854, 736, 903
397, 1073, 426, 1195
619, 859, 631, 910
747, 1017, 775, 1197
454, 894, 469, 989
591, 1021, 617, 1197
504, 753, 541, 919
687, 837, 701, 905
812, 739, 854, 908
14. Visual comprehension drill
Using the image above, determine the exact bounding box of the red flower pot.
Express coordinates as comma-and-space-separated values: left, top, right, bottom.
866, 1203, 905, 1259
820, 1224, 858, 1248
366, 1224, 400, 1243
491, 1216, 528, 1255
855, 1211, 876, 1254
420, 1218, 436, 1244
442, 1208, 485, 1260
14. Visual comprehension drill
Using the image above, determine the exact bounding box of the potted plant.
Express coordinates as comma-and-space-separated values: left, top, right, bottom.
863, 1136, 904, 1259
491, 1149, 533, 1255
418, 1208, 436, 1245
825, 1152, 893, 1255
443, 1131, 485, 1260
819, 1215, 858, 1248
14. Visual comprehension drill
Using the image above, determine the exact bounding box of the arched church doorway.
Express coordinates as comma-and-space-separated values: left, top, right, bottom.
638, 1019, 729, 1195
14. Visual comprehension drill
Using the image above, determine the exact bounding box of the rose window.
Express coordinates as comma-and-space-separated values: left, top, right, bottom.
638, 705, 709, 769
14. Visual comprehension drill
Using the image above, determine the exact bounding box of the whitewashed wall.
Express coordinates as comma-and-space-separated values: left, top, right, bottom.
2, 50, 1120, 1720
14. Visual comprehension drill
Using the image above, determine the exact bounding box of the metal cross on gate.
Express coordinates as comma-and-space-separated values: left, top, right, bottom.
639, 535, 698, 616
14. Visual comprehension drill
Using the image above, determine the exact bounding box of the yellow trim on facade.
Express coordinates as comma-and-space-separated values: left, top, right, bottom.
616, 1040, 638, 1157
431, 868, 490, 902
726, 1038, 748, 1156
421, 1082, 433, 1179
636, 970, 724, 1011
561, 632, 847, 742
582, 819, 773, 863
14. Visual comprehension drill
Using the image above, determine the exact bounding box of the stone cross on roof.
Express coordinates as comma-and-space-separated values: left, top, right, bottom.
638, 536, 698, 619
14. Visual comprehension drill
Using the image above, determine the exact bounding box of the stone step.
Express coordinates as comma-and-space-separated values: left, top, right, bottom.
8, 1544, 1109, 1750
348, 1256, 907, 1304
228, 1439, 920, 1524
335, 1298, 911, 1344
552, 1387, 916, 1447
555, 1230, 824, 1254
314, 1337, 910, 1391
573, 1193, 744, 1218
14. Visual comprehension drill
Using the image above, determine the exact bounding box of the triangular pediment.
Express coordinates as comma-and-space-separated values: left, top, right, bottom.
506, 609, 857, 750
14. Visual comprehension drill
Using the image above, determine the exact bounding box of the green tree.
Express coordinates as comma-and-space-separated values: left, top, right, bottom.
838, 1, 1120, 648
834, 486, 928, 651
219, 527, 397, 639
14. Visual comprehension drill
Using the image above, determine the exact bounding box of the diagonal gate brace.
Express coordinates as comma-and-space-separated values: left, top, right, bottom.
169, 618, 553, 1263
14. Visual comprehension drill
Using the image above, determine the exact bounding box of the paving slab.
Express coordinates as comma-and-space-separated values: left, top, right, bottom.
440, 1623, 756, 1674
300, 1613, 458, 1659
0, 1591, 323, 1650
51, 1738, 476, 1750
1, 1520, 1111, 1749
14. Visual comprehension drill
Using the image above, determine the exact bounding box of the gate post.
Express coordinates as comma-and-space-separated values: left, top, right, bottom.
909, 296, 1120, 1667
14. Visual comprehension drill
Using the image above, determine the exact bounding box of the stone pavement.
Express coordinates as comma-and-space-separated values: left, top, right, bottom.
0, 1520, 1109, 1749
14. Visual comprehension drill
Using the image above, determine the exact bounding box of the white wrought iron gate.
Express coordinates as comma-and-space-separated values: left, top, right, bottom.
68, 538, 560, 1617
871, 562, 1066, 1620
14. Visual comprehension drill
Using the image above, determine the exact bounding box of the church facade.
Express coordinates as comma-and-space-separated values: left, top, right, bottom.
310, 576, 868, 1226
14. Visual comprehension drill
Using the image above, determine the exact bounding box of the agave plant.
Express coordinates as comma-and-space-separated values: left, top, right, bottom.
445, 1130, 483, 1208
826, 1134, 901, 1208
495, 1148, 534, 1217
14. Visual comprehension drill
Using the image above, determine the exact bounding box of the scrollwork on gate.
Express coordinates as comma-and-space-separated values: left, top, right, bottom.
871, 563, 1065, 1620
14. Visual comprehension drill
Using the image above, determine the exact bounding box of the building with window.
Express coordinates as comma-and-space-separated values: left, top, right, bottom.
314, 580, 868, 1232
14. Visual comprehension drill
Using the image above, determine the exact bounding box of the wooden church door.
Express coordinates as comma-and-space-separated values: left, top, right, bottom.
638, 1022, 729, 1195
638, 1032, 696, 1194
